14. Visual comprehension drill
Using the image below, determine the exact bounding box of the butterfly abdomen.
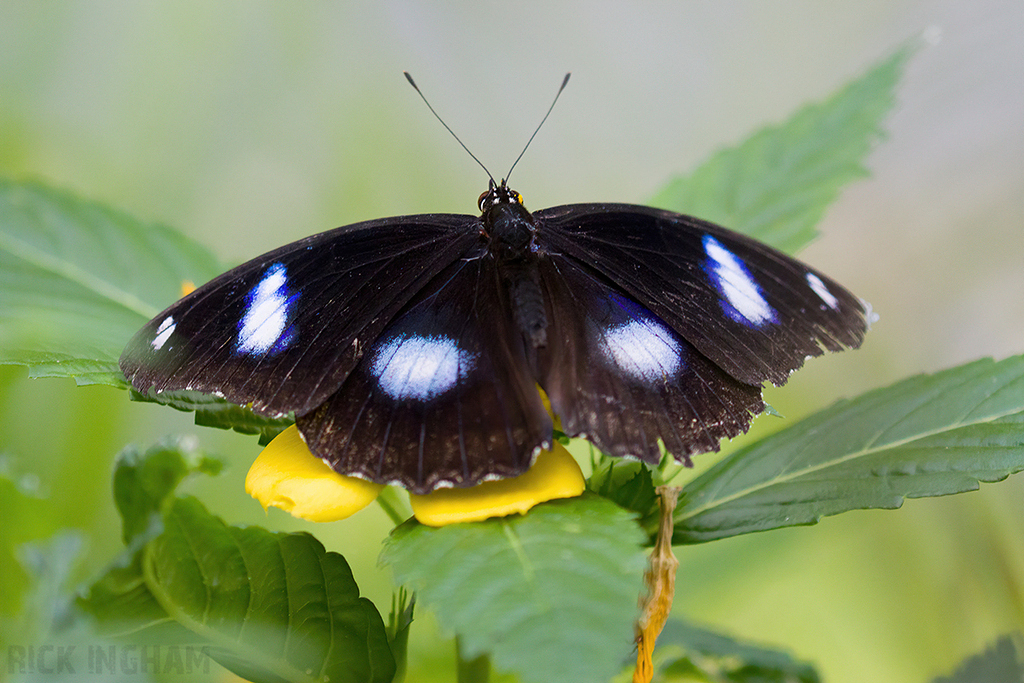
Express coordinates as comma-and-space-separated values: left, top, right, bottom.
504, 262, 548, 349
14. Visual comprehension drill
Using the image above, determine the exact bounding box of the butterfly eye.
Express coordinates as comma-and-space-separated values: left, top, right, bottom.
478, 190, 489, 212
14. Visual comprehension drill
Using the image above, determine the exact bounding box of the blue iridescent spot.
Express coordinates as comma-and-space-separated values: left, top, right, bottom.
598, 293, 684, 382
703, 235, 776, 326
235, 263, 298, 356
370, 333, 476, 401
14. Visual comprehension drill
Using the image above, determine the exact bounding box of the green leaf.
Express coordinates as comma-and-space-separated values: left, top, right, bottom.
0, 468, 57, 616
145, 497, 395, 683
385, 589, 414, 683
588, 458, 659, 521
380, 494, 647, 683
81, 550, 185, 641
112, 437, 222, 545
652, 620, 820, 683
129, 388, 294, 443
932, 634, 1024, 683
84, 439, 396, 683
651, 46, 909, 253
84, 496, 396, 683
0, 178, 221, 386
669, 355, 1024, 543
8, 533, 88, 648
81, 438, 224, 645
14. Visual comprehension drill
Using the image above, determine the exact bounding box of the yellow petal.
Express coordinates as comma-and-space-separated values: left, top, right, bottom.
245, 425, 383, 522
409, 442, 585, 527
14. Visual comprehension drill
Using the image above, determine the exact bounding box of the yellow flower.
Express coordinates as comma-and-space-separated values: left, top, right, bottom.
409, 443, 584, 527
246, 425, 584, 526
246, 425, 384, 522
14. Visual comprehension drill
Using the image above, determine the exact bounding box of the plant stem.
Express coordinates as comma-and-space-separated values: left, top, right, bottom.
456, 637, 490, 683
376, 486, 412, 525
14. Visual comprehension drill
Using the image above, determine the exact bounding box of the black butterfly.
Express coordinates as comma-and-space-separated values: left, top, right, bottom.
120, 175, 869, 494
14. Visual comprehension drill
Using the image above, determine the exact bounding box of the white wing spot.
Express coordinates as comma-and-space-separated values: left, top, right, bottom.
601, 317, 683, 382
806, 272, 839, 309
236, 263, 295, 355
151, 316, 175, 350
371, 334, 476, 401
703, 235, 775, 326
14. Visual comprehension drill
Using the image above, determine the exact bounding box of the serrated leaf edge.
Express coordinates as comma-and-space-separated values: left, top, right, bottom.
678, 358, 1024, 525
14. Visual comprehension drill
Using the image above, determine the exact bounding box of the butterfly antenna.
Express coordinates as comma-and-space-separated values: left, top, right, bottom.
404, 71, 496, 185
505, 72, 570, 183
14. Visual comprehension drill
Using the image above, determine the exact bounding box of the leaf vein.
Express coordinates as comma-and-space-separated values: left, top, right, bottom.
0, 230, 159, 319
679, 401, 1024, 522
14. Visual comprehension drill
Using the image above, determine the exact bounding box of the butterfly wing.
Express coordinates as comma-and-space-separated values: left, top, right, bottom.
119, 215, 484, 417
297, 256, 552, 493
535, 204, 869, 388
537, 257, 764, 465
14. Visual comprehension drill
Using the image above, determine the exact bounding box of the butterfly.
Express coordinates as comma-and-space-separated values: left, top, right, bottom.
120, 76, 870, 494
120, 177, 869, 493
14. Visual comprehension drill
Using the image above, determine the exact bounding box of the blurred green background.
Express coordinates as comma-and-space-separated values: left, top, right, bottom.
1, 2, 1021, 681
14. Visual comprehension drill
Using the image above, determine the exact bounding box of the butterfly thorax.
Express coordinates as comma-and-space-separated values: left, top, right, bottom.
479, 179, 537, 260
478, 179, 548, 349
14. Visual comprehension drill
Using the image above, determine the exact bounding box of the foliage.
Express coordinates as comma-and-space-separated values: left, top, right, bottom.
382, 495, 647, 683
80, 442, 396, 683
668, 355, 1024, 543
642, 620, 821, 683
931, 635, 1024, 683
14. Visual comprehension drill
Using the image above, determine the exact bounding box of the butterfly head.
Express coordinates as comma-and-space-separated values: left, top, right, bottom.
478, 178, 524, 214
478, 179, 537, 259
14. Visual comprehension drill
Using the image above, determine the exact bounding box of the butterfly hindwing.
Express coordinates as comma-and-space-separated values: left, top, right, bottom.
537, 257, 764, 464
297, 256, 553, 493
119, 216, 482, 416
536, 204, 869, 387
